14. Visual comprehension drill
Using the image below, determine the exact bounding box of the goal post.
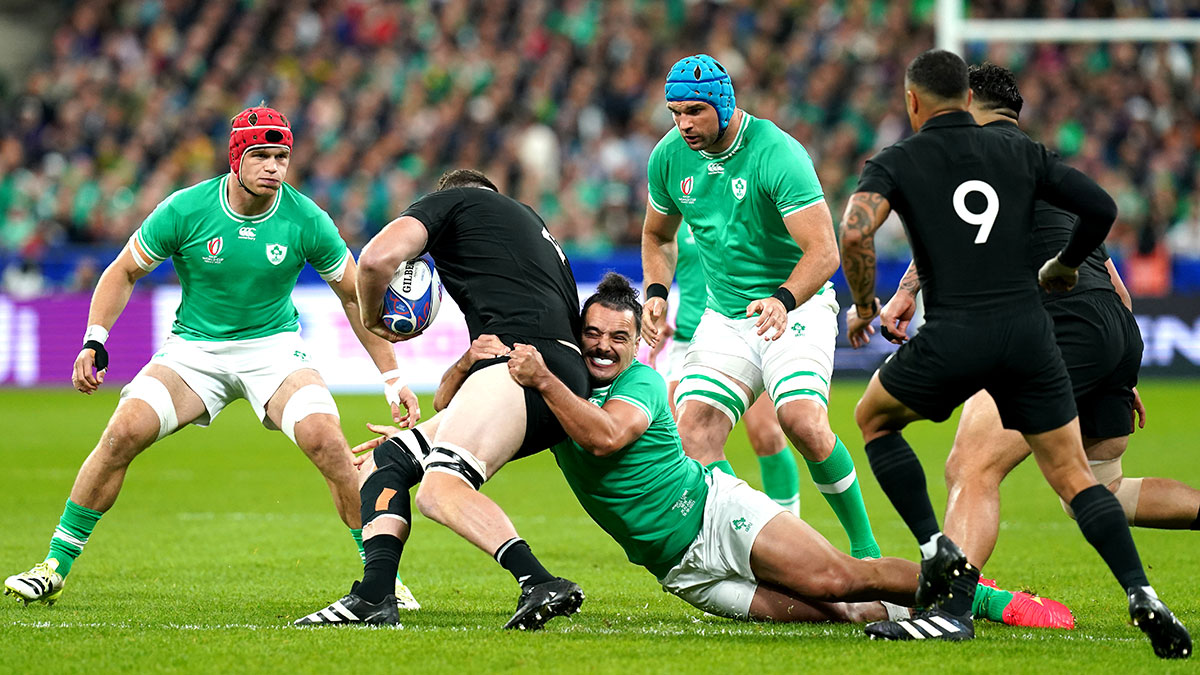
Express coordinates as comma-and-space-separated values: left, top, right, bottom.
936, 0, 1200, 54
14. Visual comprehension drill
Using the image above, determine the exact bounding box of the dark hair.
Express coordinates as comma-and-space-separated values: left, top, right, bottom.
582, 272, 642, 333
906, 49, 969, 101
968, 63, 1023, 119
436, 168, 498, 192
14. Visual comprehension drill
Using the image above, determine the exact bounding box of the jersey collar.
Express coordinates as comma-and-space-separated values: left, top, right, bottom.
699, 110, 749, 161
919, 110, 977, 132
219, 174, 282, 224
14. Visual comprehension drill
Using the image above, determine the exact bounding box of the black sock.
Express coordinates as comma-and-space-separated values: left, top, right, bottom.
1070, 484, 1149, 590
1192, 503, 1200, 531
865, 433, 940, 544
494, 538, 554, 589
943, 567, 981, 616
357, 534, 404, 603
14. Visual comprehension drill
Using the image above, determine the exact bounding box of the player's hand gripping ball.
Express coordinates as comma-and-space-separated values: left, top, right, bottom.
382, 255, 443, 336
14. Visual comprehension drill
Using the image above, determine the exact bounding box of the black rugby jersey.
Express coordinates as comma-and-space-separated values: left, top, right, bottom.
401, 187, 581, 344
856, 110, 1115, 318
981, 123, 1117, 304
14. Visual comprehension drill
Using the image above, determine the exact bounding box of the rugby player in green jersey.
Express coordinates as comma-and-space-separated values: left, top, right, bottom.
5, 107, 421, 609
641, 54, 880, 559
649, 223, 802, 516
505, 273, 916, 621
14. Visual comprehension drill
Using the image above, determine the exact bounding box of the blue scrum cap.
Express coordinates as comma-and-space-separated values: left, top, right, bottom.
664, 54, 736, 133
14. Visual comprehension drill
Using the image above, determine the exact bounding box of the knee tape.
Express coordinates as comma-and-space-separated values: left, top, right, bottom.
674, 366, 751, 427
120, 375, 178, 441
361, 437, 425, 528
281, 384, 339, 445
1059, 457, 1142, 523
424, 443, 487, 490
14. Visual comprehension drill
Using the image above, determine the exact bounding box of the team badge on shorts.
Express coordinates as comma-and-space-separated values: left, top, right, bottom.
266, 243, 288, 265
731, 178, 747, 200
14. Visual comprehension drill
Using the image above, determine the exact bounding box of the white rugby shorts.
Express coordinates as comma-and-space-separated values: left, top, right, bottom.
676, 286, 838, 424
657, 470, 788, 620
134, 331, 319, 429
659, 336, 691, 384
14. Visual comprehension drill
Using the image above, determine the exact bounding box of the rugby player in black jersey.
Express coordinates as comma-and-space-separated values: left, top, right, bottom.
849, 63, 1200, 633
297, 169, 589, 630
838, 50, 1189, 658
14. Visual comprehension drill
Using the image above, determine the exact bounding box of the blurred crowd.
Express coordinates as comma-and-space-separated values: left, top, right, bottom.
2, 0, 1200, 297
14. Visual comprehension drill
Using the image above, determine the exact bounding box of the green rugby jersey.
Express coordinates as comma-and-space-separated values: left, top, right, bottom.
648, 112, 828, 318
133, 175, 349, 341
673, 223, 707, 341
551, 362, 709, 578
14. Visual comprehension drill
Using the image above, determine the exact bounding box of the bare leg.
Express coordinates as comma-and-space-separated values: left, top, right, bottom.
943, 391, 1031, 569
744, 395, 787, 458
70, 364, 207, 511
1084, 436, 1200, 529
775, 399, 835, 463
748, 512, 917, 606
266, 369, 360, 528
749, 582, 890, 623
676, 370, 754, 466
413, 363, 528, 555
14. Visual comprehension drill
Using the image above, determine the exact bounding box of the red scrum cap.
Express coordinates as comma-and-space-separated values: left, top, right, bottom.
229, 106, 293, 177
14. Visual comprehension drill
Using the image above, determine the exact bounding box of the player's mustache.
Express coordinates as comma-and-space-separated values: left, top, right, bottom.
585, 349, 618, 362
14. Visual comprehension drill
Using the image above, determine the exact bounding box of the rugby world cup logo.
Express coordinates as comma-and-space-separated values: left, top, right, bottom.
207, 237, 223, 256
680, 176, 693, 196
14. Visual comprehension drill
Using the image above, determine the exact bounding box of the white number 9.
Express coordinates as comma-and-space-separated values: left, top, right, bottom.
953, 180, 999, 244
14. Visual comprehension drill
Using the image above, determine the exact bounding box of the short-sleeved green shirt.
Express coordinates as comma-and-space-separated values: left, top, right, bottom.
673, 223, 706, 342
551, 362, 709, 578
134, 175, 349, 341
648, 112, 829, 318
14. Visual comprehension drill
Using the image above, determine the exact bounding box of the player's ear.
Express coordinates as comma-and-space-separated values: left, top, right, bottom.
906, 89, 918, 116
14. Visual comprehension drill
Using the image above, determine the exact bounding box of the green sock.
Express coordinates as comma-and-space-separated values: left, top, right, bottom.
706, 460, 737, 477
757, 447, 800, 516
45, 499, 103, 577
350, 528, 365, 564
972, 582, 1014, 622
805, 437, 881, 559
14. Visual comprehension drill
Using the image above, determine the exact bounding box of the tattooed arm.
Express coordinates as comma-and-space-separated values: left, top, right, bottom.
837, 191, 891, 319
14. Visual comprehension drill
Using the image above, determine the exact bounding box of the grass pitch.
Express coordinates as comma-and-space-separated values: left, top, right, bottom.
1, 379, 1196, 673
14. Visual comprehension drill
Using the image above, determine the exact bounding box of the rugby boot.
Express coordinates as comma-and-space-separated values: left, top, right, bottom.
916, 535, 973, 608
4, 562, 64, 606
1129, 587, 1191, 659
295, 582, 399, 626
865, 607, 974, 642
503, 577, 584, 630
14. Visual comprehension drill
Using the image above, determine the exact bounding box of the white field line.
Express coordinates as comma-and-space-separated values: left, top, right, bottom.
2, 619, 1142, 643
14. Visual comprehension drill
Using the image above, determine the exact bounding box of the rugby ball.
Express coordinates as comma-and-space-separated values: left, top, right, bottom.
381, 255, 442, 335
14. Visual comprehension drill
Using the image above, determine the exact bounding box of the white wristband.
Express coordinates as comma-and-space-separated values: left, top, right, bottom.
380, 369, 403, 383
84, 325, 109, 346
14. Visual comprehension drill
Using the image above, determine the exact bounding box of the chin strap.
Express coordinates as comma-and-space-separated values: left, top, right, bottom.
236, 170, 260, 197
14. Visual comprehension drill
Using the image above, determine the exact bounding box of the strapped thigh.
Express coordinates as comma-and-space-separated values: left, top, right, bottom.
280, 384, 339, 445
674, 365, 753, 427
424, 442, 488, 490
119, 375, 179, 441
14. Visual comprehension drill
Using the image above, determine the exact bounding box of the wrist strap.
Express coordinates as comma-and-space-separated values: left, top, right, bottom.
83, 325, 109, 346
380, 369, 403, 383
646, 283, 669, 301
771, 287, 797, 312
83, 340, 109, 370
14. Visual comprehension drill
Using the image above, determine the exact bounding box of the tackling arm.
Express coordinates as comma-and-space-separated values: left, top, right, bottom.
837, 192, 892, 317
507, 344, 649, 457
356, 216, 430, 336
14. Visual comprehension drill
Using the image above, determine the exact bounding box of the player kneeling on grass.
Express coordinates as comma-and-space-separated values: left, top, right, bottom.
500, 273, 918, 622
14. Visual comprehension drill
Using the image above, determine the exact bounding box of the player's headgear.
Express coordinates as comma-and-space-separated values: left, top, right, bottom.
665, 54, 736, 135
229, 105, 293, 179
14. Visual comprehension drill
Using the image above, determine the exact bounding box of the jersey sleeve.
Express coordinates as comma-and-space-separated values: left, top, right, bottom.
131, 192, 182, 270
607, 365, 668, 427
764, 135, 825, 218
401, 189, 466, 252
306, 209, 351, 282
646, 138, 681, 216
854, 149, 900, 202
